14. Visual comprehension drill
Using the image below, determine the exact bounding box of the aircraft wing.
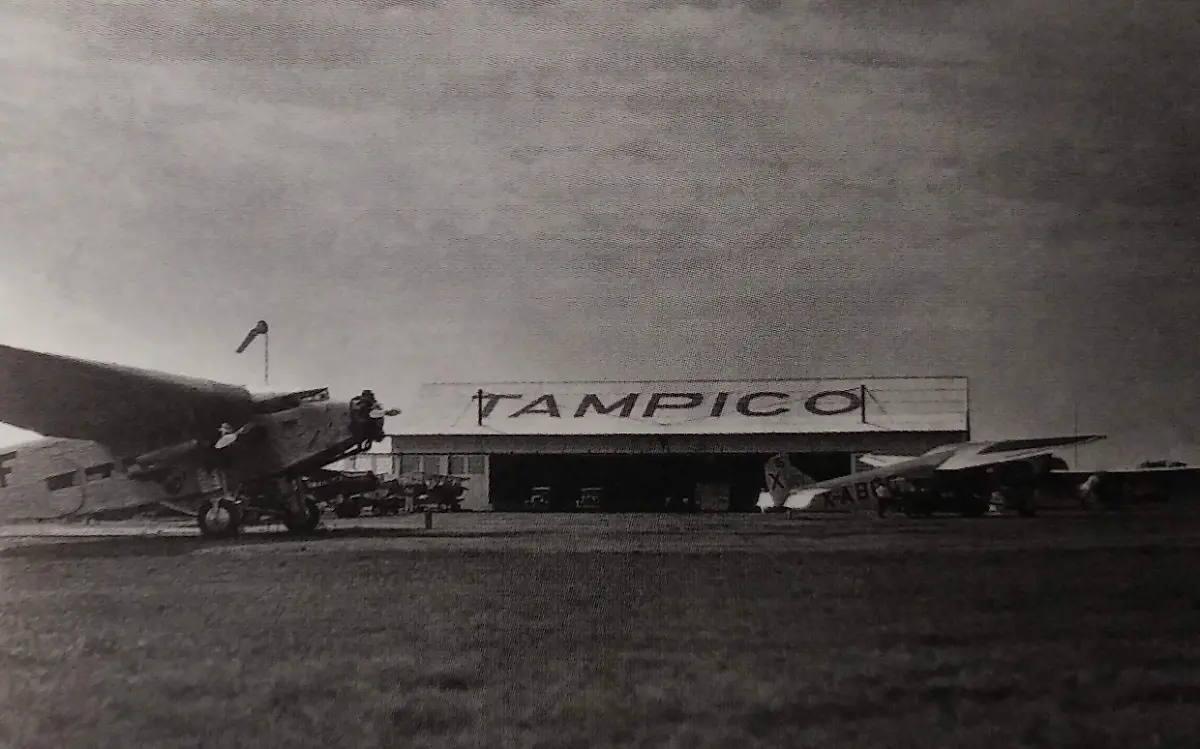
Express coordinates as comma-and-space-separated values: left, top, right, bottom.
1053, 465, 1200, 479
934, 435, 1106, 472
0, 343, 256, 457
856, 454, 912, 468
1045, 465, 1200, 495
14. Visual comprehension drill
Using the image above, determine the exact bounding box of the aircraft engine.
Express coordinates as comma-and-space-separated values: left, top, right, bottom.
127, 440, 205, 476
251, 387, 331, 414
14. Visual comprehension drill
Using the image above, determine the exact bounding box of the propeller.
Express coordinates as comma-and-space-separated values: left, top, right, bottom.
214, 422, 256, 450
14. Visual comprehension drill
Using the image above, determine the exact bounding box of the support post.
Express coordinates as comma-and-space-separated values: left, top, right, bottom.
965, 378, 972, 440
264, 331, 270, 387
859, 384, 867, 424
1073, 398, 1079, 467
476, 388, 484, 427
424, 509, 433, 530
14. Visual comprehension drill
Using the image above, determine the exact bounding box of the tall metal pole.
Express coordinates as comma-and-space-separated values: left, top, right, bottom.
264, 331, 270, 387
1073, 397, 1079, 467
965, 378, 972, 440
477, 388, 484, 427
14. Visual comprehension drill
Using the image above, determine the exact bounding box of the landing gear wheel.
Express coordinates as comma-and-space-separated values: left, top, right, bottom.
1011, 490, 1037, 517
284, 497, 321, 534
198, 498, 242, 539
333, 498, 361, 519
960, 494, 989, 518
904, 496, 935, 518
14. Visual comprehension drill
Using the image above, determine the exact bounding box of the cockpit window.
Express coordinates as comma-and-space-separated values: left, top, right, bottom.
85, 463, 114, 480
46, 471, 77, 491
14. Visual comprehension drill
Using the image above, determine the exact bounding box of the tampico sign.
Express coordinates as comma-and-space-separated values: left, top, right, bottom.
394, 378, 969, 436
479, 390, 862, 420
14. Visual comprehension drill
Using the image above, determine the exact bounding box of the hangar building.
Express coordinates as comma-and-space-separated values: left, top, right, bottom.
337, 377, 970, 512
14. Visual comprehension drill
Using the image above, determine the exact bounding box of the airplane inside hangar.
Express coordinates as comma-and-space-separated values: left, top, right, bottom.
332, 377, 972, 512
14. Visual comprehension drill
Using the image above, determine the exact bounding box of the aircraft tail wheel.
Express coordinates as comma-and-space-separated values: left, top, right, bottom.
284, 497, 321, 534
198, 498, 243, 539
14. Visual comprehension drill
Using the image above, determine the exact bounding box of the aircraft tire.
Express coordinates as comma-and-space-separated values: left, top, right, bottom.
960, 494, 989, 518
904, 496, 935, 518
1015, 492, 1038, 518
284, 497, 322, 534
198, 499, 243, 539
334, 498, 361, 519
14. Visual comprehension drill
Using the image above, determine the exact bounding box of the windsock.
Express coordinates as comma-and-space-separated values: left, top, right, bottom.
235, 320, 269, 354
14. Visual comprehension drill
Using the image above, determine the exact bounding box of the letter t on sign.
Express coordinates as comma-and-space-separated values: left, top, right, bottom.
474, 392, 523, 423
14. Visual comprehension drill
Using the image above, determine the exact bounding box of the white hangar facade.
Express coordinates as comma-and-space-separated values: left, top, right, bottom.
338, 377, 971, 512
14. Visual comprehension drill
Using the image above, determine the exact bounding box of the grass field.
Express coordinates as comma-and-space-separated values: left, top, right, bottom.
2, 514, 1199, 748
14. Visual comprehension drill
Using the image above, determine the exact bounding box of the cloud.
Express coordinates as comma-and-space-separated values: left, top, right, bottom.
1, 0, 1197, 464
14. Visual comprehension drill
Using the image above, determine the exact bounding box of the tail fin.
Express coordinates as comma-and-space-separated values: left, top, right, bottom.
758, 453, 817, 511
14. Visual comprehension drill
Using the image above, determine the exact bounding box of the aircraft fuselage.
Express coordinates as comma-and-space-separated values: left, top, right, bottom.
0, 396, 383, 522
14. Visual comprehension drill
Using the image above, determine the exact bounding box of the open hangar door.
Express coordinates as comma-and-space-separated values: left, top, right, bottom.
488, 452, 851, 512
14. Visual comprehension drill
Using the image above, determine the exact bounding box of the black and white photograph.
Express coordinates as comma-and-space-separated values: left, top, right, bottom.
1, 0, 1198, 746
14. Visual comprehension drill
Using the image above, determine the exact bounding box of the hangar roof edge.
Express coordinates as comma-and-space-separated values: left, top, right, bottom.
419, 375, 969, 386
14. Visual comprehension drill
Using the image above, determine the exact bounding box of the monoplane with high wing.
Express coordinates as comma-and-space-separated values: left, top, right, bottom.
756, 436, 1109, 517
0, 343, 397, 538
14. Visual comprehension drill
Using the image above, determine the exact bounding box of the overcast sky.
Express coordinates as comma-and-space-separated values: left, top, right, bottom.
1, 0, 1197, 468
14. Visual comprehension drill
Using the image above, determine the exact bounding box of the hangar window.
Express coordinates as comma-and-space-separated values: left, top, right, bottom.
85, 463, 114, 481
400, 455, 421, 473
46, 471, 77, 492
448, 455, 485, 475
421, 456, 442, 474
